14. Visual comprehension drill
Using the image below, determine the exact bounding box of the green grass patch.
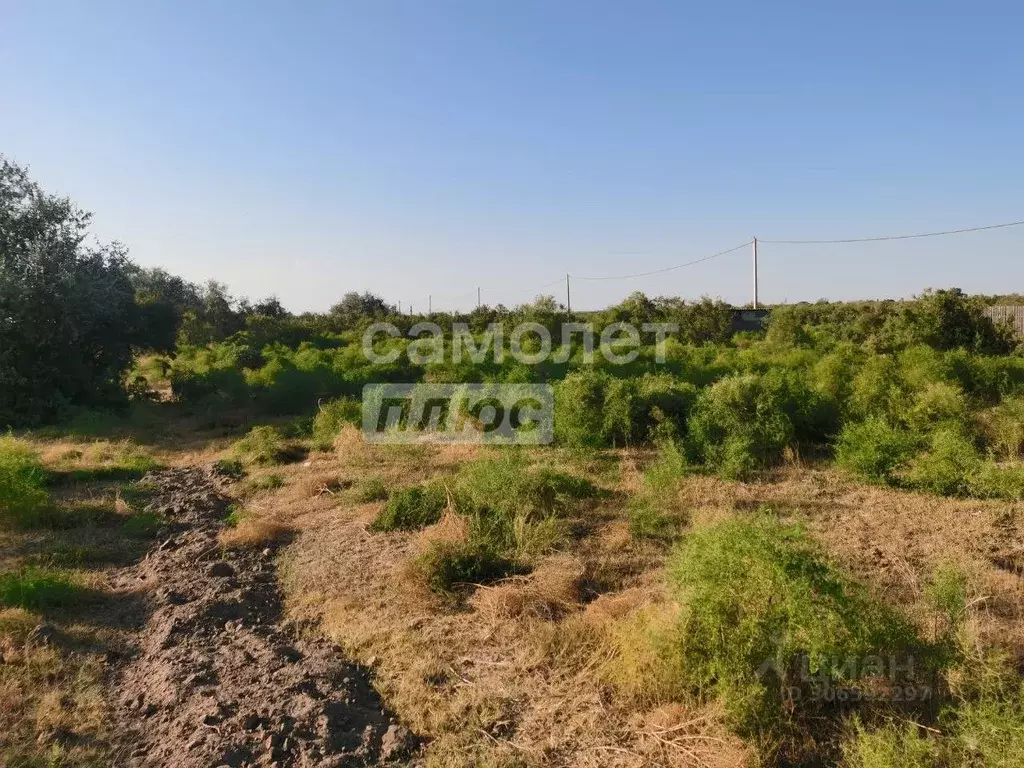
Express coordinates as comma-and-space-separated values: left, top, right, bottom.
355, 477, 389, 503
0, 436, 51, 527
122, 512, 164, 538
312, 397, 362, 450
835, 417, 921, 483
627, 501, 676, 541
244, 473, 285, 493
370, 484, 447, 532
0, 568, 89, 610
212, 457, 246, 479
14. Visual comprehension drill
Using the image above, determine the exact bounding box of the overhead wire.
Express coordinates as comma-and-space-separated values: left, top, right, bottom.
760, 218, 1024, 245
572, 240, 752, 281
402, 215, 1024, 311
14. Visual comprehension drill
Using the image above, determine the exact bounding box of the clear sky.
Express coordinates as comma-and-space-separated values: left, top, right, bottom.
4, 1, 1024, 312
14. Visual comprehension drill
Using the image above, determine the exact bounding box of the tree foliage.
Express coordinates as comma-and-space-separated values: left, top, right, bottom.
0, 157, 137, 426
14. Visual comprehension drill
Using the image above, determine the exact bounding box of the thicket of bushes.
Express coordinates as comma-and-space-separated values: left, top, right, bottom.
168, 286, 1024, 499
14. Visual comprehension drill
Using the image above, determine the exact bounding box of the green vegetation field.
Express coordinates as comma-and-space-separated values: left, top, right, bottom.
4, 156, 1024, 766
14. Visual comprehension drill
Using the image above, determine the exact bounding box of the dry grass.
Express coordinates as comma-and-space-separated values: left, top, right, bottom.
0, 609, 110, 765
220, 515, 293, 548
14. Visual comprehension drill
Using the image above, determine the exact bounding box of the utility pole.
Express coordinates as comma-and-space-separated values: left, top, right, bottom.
428, 295, 431, 314
398, 300, 402, 314
566, 274, 571, 313
477, 287, 481, 309
752, 237, 759, 309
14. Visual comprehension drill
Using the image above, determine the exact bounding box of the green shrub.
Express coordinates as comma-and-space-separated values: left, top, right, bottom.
946, 684, 1024, 767
369, 484, 447, 532
356, 477, 389, 503
455, 455, 593, 560
123, 512, 164, 538
835, 417, 920, 483
841, 720, 938, 768
554, 370, 611, 450
983, 395, 1024, 459
665, 515, 924, 745
902, 427, 982, 496
311, 397, 362, 450
212, 458, 246, 479
849, 356, 908, 422
415, 538, 520, 596
232, 425, 301, 465
248, 474, 284, 491
969, 461, 1024, 501
643, 440, 688, 497
905, 381, 970, 433
0, 437, 50, 527
688, 374, 795, 478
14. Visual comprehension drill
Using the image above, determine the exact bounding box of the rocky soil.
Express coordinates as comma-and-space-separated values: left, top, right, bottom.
106, 466, 417, 767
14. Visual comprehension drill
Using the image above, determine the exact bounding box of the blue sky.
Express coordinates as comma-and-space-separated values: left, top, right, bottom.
4, 1, 1024, 312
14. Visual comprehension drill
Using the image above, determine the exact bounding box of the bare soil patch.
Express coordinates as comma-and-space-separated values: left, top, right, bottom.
106, 466, 418, 767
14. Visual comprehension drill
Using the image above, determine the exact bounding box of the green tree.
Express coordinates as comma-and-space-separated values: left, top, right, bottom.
0, 157, 137, 426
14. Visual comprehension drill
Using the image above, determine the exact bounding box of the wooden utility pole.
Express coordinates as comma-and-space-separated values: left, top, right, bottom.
566, 274, 571, 313
752, 238, 759, 309
428, 295, 432, 314
477, 287, 481, 309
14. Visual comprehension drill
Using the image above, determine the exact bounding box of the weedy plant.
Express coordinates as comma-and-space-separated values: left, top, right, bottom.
311, 397, 362, 451
835, 416, 921, 483
232, 425, 304, 465
369, 484, 448, 532
355, 477, 389, 503
0, 436, 50, 527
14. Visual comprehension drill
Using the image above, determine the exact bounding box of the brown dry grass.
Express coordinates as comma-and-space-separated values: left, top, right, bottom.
220, 515, 293, 548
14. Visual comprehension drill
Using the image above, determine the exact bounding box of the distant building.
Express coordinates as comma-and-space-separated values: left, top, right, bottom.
732, 308, 770, 332
984, 306, 1024, 337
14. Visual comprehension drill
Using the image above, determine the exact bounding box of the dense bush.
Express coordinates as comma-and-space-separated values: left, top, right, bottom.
232, 426, 302, 465
835, 417, 920, 483
456, 455, 593, 559
687, 374, 796, 478
901, 427, 983, 497
666, 516, 926, 749
414, 538, 520, 596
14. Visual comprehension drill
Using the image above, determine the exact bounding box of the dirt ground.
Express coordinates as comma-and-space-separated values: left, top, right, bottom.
105, 466, 420, 767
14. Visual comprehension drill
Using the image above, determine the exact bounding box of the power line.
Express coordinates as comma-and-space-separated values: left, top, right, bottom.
573, 240, 753, 281
760, 218, 1024, 245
